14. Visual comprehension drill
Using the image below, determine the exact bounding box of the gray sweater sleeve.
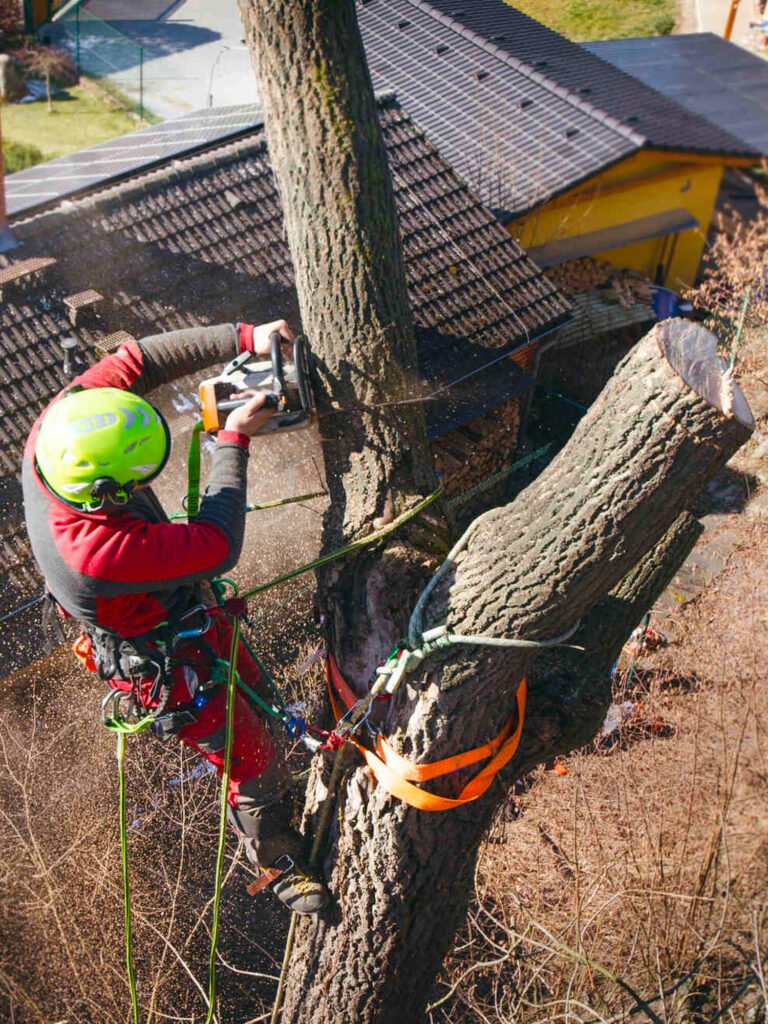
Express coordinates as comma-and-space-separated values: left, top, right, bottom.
195, 436, 250, 573
133, 324, 240, 394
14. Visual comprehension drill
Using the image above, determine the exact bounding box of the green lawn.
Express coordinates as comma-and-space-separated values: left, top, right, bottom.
1, 83, 143, 164
505, 0, 677, 40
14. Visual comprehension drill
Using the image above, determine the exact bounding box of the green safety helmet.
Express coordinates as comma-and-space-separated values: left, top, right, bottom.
35, 386, 171, 512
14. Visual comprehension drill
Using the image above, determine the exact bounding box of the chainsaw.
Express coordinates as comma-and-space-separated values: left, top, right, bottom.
199, 332, 315, 434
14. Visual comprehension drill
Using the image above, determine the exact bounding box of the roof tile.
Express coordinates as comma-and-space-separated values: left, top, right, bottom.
358, 0, 757, 216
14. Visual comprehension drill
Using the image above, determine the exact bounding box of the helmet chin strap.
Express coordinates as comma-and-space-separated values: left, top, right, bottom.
86, 477, 136, 512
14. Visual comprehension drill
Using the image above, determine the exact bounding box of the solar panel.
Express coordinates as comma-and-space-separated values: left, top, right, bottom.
586, 35, 768, 158
5, 104, 264, 218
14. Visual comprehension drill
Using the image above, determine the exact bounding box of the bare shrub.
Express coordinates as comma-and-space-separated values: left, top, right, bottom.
15, 42, 77, 112
0, 651, 289, 1023
686, 184, 768, 359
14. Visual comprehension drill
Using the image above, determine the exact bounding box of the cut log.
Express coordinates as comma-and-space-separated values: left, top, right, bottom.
528, 510, 705, 756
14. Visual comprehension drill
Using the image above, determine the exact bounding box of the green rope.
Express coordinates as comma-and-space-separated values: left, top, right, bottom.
246, 490, 327, 512
236, 630, 287, 710
445, 444, 553, 511
186, 421, 204, 521
107, 714, 154, 1024
170, 490, 329, 523
116, 732, 141, 1024
537, 386, 589, 413
238, 487, 443, 601
204, 613, 240, 1024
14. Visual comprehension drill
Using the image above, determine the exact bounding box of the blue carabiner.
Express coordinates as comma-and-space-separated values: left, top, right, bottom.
285, 715, 306, 739
176, 615, 212, 640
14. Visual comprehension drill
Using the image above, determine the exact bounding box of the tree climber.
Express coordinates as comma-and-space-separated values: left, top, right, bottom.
22, 321, 330, 915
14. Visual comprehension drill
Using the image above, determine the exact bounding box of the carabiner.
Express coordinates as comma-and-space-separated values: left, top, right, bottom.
176, 605, 213, 640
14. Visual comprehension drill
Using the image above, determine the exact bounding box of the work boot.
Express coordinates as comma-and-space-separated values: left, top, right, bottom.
228, 764, 332, 913
267, 853, 331, 915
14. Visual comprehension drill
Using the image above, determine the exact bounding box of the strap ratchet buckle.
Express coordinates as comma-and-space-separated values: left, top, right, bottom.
246, 853, 295, 897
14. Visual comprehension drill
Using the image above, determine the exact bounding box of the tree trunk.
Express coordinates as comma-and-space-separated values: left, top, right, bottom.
238, 0, 443, 684
289, 322, 750, 1023
237, 3, 754, 1021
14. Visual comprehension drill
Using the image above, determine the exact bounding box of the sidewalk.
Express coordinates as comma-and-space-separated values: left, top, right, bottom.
83, 0, 259, 121
695, 0, 765, 51
653, 433, 768, 620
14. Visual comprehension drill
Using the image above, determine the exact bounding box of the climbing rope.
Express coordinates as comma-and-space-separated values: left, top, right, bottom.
237, 486, 444, 601
729, 285, 752, 371
203, 607, 241, 1024
103, 714, 154, 1024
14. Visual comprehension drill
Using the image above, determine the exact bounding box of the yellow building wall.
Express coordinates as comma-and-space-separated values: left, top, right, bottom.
510, 153, 726, 289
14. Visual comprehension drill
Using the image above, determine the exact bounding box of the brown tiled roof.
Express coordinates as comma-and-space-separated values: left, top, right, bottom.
0, 95, 569, 626
358, 0, 760, 218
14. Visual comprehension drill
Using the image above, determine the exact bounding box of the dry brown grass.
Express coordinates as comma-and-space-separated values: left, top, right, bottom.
1, 288, 764, 1021
0, 651, 301, 1023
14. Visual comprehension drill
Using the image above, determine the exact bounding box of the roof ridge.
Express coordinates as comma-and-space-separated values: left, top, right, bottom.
398, 0, 647, 148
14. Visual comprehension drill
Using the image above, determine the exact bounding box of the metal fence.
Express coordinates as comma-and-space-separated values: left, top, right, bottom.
46, 4, 145, 118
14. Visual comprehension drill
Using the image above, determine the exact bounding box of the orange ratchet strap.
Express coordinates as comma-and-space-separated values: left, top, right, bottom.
326, 654, 527, 812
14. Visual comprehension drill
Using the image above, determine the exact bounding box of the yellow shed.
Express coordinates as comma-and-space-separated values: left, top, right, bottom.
511, 150, 751, 290
359, 1, 765, 291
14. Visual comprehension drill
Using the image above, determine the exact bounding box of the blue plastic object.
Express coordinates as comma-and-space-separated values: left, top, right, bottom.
651, 286, 681, 321
285, 716, 306, 738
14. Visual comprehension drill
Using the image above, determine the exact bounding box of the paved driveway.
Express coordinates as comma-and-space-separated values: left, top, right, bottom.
81, 0, 259, 120
696, 0, 765, 49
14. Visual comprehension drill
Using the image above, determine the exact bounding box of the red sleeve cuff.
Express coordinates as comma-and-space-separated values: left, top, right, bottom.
217, 430, 251, 450
238, 323, 255, 354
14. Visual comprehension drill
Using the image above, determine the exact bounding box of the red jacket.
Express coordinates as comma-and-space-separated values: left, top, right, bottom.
23, 324, 254, 638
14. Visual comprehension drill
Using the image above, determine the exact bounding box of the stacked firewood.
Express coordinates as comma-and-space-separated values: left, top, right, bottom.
545, 257, 654, 307
431, 398, 521, 497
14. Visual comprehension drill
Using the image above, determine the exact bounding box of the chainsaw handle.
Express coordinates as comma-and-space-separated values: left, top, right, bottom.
218, 394, 280, 414
270, 331, 286, 396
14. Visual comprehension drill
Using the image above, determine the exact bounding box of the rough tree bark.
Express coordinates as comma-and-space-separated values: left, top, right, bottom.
238, 3, 754, 1021
529, 510, 705, 752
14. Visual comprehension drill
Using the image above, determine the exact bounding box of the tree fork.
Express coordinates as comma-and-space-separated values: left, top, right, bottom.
280, 323, 752, 1024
